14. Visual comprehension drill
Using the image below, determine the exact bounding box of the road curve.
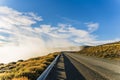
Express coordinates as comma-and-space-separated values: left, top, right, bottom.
65, 52, 120, 80
46, 52, 120, 80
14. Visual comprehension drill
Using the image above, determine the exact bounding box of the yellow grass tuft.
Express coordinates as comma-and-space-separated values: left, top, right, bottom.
0, 52, 60, 80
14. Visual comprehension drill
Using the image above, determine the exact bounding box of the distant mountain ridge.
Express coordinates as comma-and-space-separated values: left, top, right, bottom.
78, 41, 120, 59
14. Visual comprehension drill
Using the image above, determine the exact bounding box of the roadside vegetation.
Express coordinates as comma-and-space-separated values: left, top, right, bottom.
78, 41, 120, 60
0, 52, 60, 80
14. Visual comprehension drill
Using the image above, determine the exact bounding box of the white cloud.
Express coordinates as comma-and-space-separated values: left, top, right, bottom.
0, 6, 84, 63
0, 6, 43, 29
0, 6, 117, 63
0, 35, 6, 40
27, 12, 43, 21
85, 22, 99, 32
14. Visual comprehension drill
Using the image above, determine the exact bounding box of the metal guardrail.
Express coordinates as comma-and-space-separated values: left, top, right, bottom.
37, 54, 60, 80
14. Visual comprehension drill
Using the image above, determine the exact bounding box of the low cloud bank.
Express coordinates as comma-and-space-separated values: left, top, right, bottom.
0, 6, 119, 63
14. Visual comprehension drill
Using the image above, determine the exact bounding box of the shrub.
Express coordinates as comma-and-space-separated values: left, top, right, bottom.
78, 41, 120, 59
0, 52, 60, 80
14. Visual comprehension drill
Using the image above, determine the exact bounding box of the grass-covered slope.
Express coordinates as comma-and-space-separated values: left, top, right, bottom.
0, 52, 60, 80
78, 41, 120, 59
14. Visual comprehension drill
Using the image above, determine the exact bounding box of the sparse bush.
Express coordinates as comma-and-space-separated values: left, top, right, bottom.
78, 41, 120, 59
18, 60, 24, 62
0, 73, 14, 80
0, 63, 4, 66
0, 52, 60, 80
8, 62, 16, 65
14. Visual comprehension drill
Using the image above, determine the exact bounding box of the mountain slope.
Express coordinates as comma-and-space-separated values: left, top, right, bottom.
0, 52, 60, 80
78, 41, 120, 59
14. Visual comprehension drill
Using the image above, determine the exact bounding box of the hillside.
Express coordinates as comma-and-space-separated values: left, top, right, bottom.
0, 52, 60, 80
78, 41, 120, 59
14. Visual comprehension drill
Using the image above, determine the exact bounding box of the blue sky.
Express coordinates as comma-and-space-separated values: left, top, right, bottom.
0, 0, 120, 40
0, 0, 120, 63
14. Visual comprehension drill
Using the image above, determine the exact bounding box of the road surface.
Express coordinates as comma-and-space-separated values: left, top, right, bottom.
47, 52, 120, 80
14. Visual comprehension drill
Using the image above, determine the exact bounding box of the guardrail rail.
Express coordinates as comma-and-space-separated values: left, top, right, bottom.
37, 54, 60, 80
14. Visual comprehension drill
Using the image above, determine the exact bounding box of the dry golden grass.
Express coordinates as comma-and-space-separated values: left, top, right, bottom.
12, 77, 28, 80
78, 41, 120, 59
0, 52, 60, 80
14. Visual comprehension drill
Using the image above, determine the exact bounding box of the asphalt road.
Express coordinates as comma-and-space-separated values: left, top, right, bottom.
48, 52, 120, 80
65, 52, 120, 80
